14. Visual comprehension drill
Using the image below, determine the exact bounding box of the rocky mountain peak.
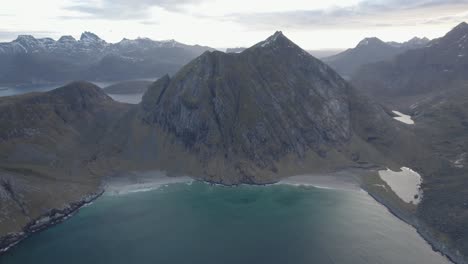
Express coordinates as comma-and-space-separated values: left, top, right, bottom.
404, 37, 430, 47
453, 21, 468, 31
80, 31, 105, 44
253, 31, 298, 49
15, 35, 36, 42
425, 21, 468, 49
357, 37, 386, 48
441, 21, 468, 41
58, 35, 76, 43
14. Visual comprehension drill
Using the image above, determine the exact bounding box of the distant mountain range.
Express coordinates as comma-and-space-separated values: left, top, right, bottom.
352, 22, 468, 107
0, 32, 214, 85
323, 36, 430, 78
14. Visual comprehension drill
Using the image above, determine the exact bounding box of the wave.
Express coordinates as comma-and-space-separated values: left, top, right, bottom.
104, 171, 193, 196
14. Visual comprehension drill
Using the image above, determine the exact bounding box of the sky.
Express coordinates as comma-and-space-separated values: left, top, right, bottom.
1, 0, 468, 49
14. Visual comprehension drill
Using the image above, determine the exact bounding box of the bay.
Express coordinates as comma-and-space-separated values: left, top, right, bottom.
0, 182, 451, 264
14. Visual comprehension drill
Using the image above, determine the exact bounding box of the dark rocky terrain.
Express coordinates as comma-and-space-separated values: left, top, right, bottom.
324, 36, 429, 78
347, 22, 468, 262
103, 80, 153, 94
0, 32, 214, 86
408, 82, 468, 262
352, 22, 468, 109
0, 31, 467, 263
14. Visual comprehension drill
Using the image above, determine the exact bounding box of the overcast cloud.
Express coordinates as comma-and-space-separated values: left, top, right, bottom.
0, 0, 467, 49
65, 0, 204, 19
226, 0, 468, 30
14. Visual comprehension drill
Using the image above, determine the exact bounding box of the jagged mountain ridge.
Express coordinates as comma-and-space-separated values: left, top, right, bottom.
352, 22, 468, 106
0, 32, 215, 85
387, 36, 430, 48
0, 32, 210, 56
324, 36, 430, 78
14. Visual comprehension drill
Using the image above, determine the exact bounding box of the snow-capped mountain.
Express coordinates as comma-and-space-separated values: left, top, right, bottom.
0, 32, 215, 85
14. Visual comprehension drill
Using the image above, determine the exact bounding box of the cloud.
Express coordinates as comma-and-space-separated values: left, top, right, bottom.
224, 0, 468, 30
65, 0, 204, 20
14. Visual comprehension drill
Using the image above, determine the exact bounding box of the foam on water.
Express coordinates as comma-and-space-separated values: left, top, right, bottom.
279, 174, 361, 191
104, 171, 193, 196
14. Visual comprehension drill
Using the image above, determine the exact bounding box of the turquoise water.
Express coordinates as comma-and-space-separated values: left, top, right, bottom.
0, 182, 451, 264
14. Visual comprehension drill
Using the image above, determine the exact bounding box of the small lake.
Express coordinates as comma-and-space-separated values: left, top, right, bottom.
0, 181, 451, 264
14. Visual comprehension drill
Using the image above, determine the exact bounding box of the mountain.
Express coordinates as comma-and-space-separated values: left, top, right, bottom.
134, 31, 421, 184
0, 32, 215, 85
323, 37, 429, 78
0, 81, 130, 240
352, 22, 468, 108
103, 80, 153, 94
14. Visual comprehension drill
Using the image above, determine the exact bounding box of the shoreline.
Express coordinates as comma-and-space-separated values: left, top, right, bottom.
363, 187, 463, 264
0, 189, 104, 255
0, 170, 464, 263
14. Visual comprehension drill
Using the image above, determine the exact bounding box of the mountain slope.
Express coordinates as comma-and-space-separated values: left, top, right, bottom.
352, 22, 468, 107
0, 82, 130, 238
324, 37, 429, 78
407, 81, 468, 261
